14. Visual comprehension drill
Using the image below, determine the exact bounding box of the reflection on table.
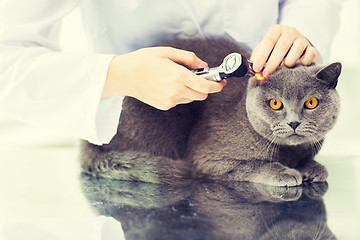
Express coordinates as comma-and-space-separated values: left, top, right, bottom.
81, 174, 336, 240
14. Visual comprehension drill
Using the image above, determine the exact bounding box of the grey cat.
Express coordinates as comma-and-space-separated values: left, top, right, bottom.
80, 37, 341, 186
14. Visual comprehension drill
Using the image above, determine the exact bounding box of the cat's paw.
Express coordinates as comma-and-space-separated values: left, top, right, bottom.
298, 161, 328, 182
268, 168, 303, 186
254, 163, 303, 187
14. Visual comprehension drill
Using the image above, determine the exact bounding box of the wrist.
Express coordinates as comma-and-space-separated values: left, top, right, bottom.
102, 55, 130, 98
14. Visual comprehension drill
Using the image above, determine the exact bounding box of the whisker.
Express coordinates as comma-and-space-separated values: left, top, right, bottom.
312, 220, 327, 240
269, 136, 280, 160
311, 134, 324, 154
255, 132, 275, 158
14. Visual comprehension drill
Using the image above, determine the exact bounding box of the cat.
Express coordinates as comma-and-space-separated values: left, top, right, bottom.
79, 37, 341, 186
81, 175, 336, 240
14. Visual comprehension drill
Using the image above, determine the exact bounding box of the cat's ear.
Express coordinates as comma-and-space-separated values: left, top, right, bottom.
316, 62, 342, 89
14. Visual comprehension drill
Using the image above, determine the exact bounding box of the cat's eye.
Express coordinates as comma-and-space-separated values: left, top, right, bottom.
304, 97, 318, 109
269, 99, 283, 110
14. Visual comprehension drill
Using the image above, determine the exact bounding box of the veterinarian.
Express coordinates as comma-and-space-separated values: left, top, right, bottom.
0, 1, 342, 145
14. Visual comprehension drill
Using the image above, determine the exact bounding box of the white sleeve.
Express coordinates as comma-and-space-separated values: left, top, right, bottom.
278, 0, 343, 62
0, 0, 122, 145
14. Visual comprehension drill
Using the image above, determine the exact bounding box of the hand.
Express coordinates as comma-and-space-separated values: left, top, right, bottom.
103, 47, 226, 110
250, 24, 317, 78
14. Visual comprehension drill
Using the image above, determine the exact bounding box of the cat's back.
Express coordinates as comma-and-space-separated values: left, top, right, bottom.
161, 40, 255, 163
117, 37, 252, 155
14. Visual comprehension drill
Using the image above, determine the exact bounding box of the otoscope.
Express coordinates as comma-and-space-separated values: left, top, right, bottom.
192, 53, 265, 81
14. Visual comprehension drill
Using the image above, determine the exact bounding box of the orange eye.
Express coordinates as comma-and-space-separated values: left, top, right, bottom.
304, 97, 318, 109
269, 99, 283, 110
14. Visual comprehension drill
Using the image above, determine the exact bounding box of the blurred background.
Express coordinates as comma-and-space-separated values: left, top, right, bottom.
321, 0, 360, 156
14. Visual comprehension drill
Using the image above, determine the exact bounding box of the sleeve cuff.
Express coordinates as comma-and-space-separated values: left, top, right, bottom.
85, 54, 124, 145
92, 96, 124, 145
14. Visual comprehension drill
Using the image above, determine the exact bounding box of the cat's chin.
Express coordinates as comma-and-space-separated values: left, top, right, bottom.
275, 134, 308, 146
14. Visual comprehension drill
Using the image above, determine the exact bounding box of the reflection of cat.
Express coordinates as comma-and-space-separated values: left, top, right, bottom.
81, 175, 336, 240
80, 38, 341, 186
194, 182, 336, 240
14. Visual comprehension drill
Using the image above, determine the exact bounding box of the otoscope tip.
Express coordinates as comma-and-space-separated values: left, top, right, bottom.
255, 72, 265, 81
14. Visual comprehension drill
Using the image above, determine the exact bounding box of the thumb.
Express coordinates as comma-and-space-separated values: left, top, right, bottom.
250, 43, 260, 62
161, 47, 208, 69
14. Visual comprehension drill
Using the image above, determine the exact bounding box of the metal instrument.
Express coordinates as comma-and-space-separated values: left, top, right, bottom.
192, 53, 264, 81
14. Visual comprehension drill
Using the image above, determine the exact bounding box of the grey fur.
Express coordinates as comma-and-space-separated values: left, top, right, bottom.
79, 37, 341, 186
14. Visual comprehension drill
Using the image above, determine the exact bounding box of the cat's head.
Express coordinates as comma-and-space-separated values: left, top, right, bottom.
246, 63, 341, 146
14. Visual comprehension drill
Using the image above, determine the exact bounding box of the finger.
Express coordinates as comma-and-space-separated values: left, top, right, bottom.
160, 47, 208, 69
252, 25, 282, 72
299, 46, 317, 66
178, 98, 195, 105
263, 32, 297, 76
179, 92, 209, 103
183, 87, 209, 101
183, 71, 225, 94
283, 38, 308, 67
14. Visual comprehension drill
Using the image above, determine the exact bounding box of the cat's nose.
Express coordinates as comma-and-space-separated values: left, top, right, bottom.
288, 121, 301, 130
